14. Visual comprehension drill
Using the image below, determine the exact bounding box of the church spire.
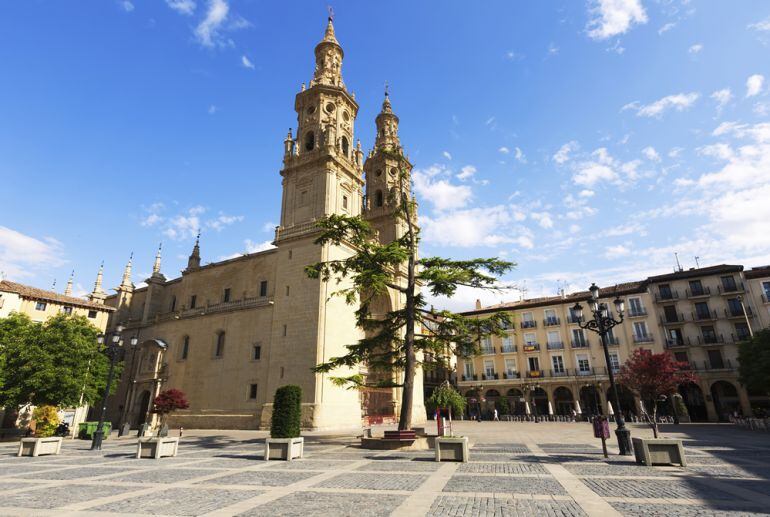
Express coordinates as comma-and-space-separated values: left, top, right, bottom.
375, 86, 401, 152
89, 262, 106, 303
312, 16, 345, 88
152, 242, 162, 276
186, 231, 201, 271
120, 252, 133, 289
64, 270, 74, 297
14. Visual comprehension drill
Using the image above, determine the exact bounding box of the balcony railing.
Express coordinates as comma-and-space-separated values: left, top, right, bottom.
546, 341, 564, 350
731, 332, 752, 343
480, 346, 496, 355
570, 340, 589, 349
633, 334, 654, 343
503, 371, 520, 379
660, 313, 686, 325
627, 308, 647, 317
550, 369, 568, 377
576, 367, 595, 376
543, 317, 561, 327
725, 307, 753, 318
686, 286, 711, 298
482, 372, 499, 380
692, 309, 718, 321
665, 338, 687, 349
521, 320, 537, 329
687, 359, 734, 371
500, 344, 518, 353
522, 343, 540, 352
697, 334, 725, 345
567, 315, 582, 324
460, 374, 478, 381
654, 290, 679, 302
526, 369, 544, 378
606, 337, 620, 346
718, 282, 744, 294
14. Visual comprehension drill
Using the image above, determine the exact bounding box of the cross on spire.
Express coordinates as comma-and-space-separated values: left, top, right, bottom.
327, 5, 334, 21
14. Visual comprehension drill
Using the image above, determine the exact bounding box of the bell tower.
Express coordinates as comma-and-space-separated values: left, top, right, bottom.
276, 17, 364, 238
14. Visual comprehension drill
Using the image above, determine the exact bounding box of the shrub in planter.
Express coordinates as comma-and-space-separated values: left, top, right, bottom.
152, 389, 189, 431
32, 405, 59, 438
271, 385, 302, 438
426, 382, 465, 420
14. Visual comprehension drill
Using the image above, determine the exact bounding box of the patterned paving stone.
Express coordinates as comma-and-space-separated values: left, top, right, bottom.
563, 463, 681, 477
200, 470, 317, 487
0, 484, 137, 509
356, 460, 442, 472
20, 466, 135, 481
468, 453, 540, 462
427, 495, 586, 516
90, 487, 264, 516
457, 462, 549, 475
687, 465, 770, 479
0, 464, 61, 476
471, 445, 530, 454
582, 478, 734, 499
0, 481, 35, 491
443, 474, 566, 495
107, 468, 222, 484
609, 501, 767, 516
265, 459, 358, 470
238, 490, 405, 517
315, 472, 428, 491
539, 443, 598, 450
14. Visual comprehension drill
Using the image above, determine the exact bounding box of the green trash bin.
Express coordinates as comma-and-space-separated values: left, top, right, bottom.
78, 422, 112, 439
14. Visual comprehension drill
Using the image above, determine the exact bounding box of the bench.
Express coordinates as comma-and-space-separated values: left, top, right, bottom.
383, 430, 416, 441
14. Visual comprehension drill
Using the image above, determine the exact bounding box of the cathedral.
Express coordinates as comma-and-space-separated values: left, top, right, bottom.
103, 18, 426, 432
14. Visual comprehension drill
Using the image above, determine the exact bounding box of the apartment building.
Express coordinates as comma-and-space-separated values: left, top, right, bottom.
457, 264, 770, 423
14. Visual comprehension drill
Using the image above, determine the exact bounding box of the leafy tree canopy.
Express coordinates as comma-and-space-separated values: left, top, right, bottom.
0, 312, 117, 410
426, 382, 466, 418
738, 329, 770, 395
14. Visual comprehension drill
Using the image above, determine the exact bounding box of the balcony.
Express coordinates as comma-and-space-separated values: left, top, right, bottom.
570, 340, 589, 349
500, 344, 518, 353
526, 369, 544, 378
627, 308, 647, 318
718, 282, 745, 295
725, 306, 754, 319
697, 334, 725, 346
633, 334, 654, 344
731, 332, 752, 343
522, 343, 541, 352
550, 369, 568, 377
520, 320, 537, 329
543, 317, 561, 327
480, 346, 496, 355
546, 341, 564, 350
660, 313, 686, 325
692, 309, 718, 322
482, 372, 499, 380
686, 286, 712, 299
460, 374, 478, 381
654, 290, 679, 302
665, 338, 687, 349
575, 367, 595, 376
688, 359, 734, 371
567, 315, 582, 324
503, 371, 520, 379
606, 337, 620, 346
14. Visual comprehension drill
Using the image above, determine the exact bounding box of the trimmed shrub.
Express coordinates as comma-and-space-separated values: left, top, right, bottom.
426, 383, 466, 419
271, 385, 302, 438
32, 405, 60, 437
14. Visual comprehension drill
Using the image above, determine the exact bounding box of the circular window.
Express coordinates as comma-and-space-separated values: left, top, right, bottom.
307, 106, 316, 114
390, 167, 398, 176
342, 111, 350, 121
325, 102, 336, 113
375, 169, 382, 177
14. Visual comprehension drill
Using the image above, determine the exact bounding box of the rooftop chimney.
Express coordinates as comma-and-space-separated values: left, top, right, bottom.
475, 299, 482, 310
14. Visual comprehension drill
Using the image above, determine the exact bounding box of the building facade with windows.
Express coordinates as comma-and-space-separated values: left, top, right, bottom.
457, 264, 770, 422
103, 19, 425, 432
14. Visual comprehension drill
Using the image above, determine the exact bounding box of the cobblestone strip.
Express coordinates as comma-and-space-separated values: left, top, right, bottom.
200, 458, 375, 516
526, 442, 621, 517
392, 461, 459, 516
682, 474, 770, 507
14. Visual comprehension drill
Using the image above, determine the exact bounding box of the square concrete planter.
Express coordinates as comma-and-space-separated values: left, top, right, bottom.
136, 437, 179, 459
632, 437, 686, 467
435, 436, 469, 462
17, 437, 62, 457
265, 437, 304, 461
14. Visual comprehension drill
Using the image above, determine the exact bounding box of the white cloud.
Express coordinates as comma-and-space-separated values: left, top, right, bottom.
442, 151, 452, 160
261, 221, 276, 233
748, 17, 770, 32
688, 43, 703, 54
0, 227, 66, 280
166, 0, 196, 15
413, 164, 472, 211
658, 22, 676, 35
641, 146, 660, 162
206, 213, 244, 231
420, 206, 533, 248
498, 146, 510, 155
141, 204, 243, 240
547, 42, 560, 56
710, 88, 732, 112
553, 141, 579, 164
531, 212, 554, 229
571, 148, 646, 188
241, 55, 255, 69
513, 147, 526, 163
505, 50, 524, 61
120, 1, 134, 12
604, 244, 631, 259
245, 239, 275, 253
668, 147, 684, 158
455, 165, 477, 181
622, 92, 699, 118
746, 74, 765, 98
208, 105, 217, 115
195, 0, 229, 48
579, 189, 595, 198
586, 0, 648, 40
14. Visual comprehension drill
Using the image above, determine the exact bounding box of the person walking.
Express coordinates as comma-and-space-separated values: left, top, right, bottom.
493, 408, 499, 421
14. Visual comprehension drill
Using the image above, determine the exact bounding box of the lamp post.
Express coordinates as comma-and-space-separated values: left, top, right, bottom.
91, 324, 137, 450
573, 283, 633, 455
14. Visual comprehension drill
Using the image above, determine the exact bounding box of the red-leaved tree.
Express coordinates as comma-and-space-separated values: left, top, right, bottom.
152, 389, 189, 427
618, 349, 696, 438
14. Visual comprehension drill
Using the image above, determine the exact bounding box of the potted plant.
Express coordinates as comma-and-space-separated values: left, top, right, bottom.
18, 405, 63, 457
618, 349, 695, 466
429, 382, 470, 462
265, 385, 303, 461
137, 389, 188, 459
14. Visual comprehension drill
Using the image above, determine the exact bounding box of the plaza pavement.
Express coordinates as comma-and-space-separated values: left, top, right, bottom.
0, 421, 768, 516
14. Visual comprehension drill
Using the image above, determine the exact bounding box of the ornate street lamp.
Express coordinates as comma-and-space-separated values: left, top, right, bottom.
573, 284, 633, 455
91, 324, 138, 450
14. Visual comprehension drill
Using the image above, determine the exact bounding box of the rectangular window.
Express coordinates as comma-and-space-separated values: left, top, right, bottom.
763, 281, 770, 299
463, 361, 473, 378
223, 288, 231, 303
633, 321, 648, 338
35, 301, 47, 311
480, 336, 492, 353
628, 297, 644, 315
504, 358, 517, 376
282, 324, 287, 337
663, 305, 678, 322
727, 298, 742, 317
674, 351, 688, 363
571, 328, 586, 347
190, 295, 197, 309
521, 311, 535, 328
215, 332, 225, 357
609, 353, 620, 372
502, 335, 514, 352
735, 322, 750, 341
483, 359, 495, 377
249, 384, 258, 399
694, 301, 711, 319
253, 344, 261, 360
170, 296, 177, 312
576, 354, 591, 374
544, 309, 557, 325
88, 310, 97, 318
181, 336, 189, 360
285, 285, 290, 296
342, 195, 348, 210
707, 349, 724, 369
528, 356, 540, 372
547, 331, 560, 344
701, 326, 717, 343
551, 355, 565, 373
689, 279, 704, 296
659, 284, 673, 299
721, 275, 737, 292
62, 306, 73, 315
668, 328, 684, 346
524, 332, 537, 346
569, 306, 581, 322
260, 281, 268, 297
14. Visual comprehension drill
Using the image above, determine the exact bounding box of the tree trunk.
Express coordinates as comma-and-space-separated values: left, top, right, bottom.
398, 177, 417, 432
651, 401, 658, 438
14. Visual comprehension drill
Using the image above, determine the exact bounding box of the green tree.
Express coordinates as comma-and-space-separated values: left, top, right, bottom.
271, 385, 302, 438
738, 329, 770, 396
0, 313, 117, 411
306, 169, 514, 430
426, 382, 466, 419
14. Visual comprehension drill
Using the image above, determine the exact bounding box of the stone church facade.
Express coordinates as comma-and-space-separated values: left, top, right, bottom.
104, 19, 426, 432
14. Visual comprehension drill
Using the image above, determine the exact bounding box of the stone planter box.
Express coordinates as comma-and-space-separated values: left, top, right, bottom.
435, 436, 469, 462
632, 437, 686, 467
17, 437, 63, 457
136, 437, 179, 459
265, 437, 304, 461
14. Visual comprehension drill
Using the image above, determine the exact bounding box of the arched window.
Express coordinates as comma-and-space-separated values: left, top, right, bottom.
304, 131, 315, 151
181, 335, 189, 360
375, 190, 384, 207
341, 136, 349, 156
215, 331, 225, 358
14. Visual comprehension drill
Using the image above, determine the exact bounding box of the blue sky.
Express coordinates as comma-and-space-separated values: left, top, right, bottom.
1, 1, 769, 310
